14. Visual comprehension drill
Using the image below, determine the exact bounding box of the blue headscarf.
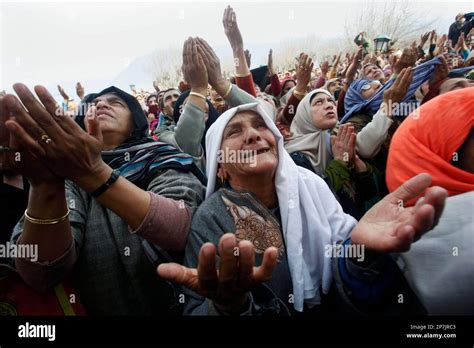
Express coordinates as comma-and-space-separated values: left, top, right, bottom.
448, 66, 474, 78
342, 79, 371, 118
341, 57, 441, 123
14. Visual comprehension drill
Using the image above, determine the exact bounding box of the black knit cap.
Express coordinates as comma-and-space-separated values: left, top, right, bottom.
75, 86, 148, 142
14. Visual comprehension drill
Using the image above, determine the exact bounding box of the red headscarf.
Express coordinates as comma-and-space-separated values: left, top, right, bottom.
386, 87, 474, 205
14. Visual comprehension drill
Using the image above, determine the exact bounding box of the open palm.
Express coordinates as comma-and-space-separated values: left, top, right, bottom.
351, 173, 447, 253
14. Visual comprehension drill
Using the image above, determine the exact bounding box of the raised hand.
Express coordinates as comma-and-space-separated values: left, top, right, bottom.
429, 30, 437, 46
331, 124, 356, 164
388, 53, 398, 67
332, 53, 342, 68
76, 82, 85, 100
351, 173, 447, 253
3, 83, 110, 193
420, 32, 430, 48
455, 32, 467, 51
1, 95, 63, 187
57, 84, 69, 100
349, 46, 363, 71
223, 5, 244, 52
294, 53, 313, 96
430, 55, 449, 85
196, 37, 230, 98
223, 5, 251, 79
182, 37, 208, 111
382, 67, 413, 116
267, 49, 275, 76
182, 38, 208, 91
158, 233, 278, 314
393, 47, 417, 74
320, 60, 329, 78
342, 46, 364, 91
244, 49, 251, 68
437, 34, 448, 48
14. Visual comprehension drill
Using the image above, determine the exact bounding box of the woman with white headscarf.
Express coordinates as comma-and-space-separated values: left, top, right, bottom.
285, 88, 384, 218
158, 102, 447, 316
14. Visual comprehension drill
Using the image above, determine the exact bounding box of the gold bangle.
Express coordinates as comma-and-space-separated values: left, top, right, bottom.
234, 73, 251, 78
293, 90, 306, 98
293, 89, 306, 100
189, 92, 208, 101
24, 208, 70, 225
222, 83, 233, 99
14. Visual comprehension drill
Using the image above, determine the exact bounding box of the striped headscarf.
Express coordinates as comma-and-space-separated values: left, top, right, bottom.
76, 86, 206, 189
341, 57, 441, 123
103, 141, 206, 188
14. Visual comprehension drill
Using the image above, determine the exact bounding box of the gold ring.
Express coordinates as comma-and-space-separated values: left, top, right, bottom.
40, 134, 52, 144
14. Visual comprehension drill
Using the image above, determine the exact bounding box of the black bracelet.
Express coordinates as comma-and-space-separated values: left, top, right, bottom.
90, 170, 120, 198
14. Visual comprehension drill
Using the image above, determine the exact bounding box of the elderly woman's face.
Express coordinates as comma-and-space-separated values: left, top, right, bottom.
364, 64, 384, 82
89, 93, 134, 138
219, 111, 278, 180
310, 93, 338, 130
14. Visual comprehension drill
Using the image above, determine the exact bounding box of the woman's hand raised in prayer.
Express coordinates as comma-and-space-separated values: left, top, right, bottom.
267, 49, 275, 76
0, 94, 62, 188
382, 67, 413, 118
196, 37, 232, 99
331, 124, 356, 165
182, 37, 208, 111
2, 83, 111, 193
331, 124, 368, 172
182, 38, 208, 92
351, 173, 447, 253
223, 6, 251, 78
57, 84, 70, 101
294, 53, 314, 97
158, 233, 278, 315
223, 5, 244, 53
76, 82, 85, 100
393, 47, 417, 75
320, 60, 330, 79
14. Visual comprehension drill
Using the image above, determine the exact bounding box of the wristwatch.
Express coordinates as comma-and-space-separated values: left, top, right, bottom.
90, 169, 120, 198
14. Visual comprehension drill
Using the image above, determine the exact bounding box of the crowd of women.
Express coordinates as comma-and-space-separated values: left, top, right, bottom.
0, 7, 473, 316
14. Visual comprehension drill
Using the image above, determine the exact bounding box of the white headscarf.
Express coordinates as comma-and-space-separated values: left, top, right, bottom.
255, 97, 277, 122
284, 89, 334, 176
205, 102, 356, 312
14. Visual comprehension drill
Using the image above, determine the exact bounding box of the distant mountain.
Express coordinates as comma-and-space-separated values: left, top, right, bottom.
46, 39, 317, 101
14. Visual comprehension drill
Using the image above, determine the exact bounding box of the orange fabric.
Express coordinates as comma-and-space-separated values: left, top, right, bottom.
386, 87, 474, 205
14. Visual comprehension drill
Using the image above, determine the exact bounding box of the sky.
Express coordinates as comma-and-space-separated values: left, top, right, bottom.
1, 0, 473, 99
